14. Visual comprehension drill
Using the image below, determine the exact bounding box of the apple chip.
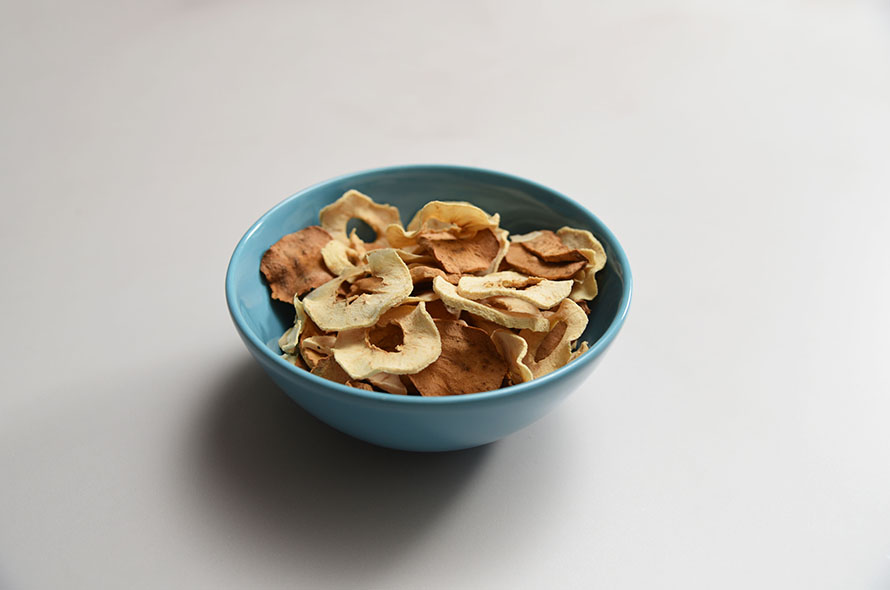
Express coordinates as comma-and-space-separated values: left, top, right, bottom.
503, 242, 587, 281
556, 227, 607, 272
310, 356, 369, 389
366, 372, 408, 395
512, 230, 587, 263
384, 218, 455, 248
406, 201, 499, 234
311, 357, 375, 391
321, 239, 365, 275
262, 191, 605, 394
300, 334, 336, 356
404, 292, 460, 312
484, 228, 510, 275
385, 201, 501, 249
509, 230, 543, 244
300, 346, 327, 371
503, 249, 583, 281
569, 269, 598, 301
478, 296, 542, 316
396, 249, 436, 265
277, 295, 307, 354
461, 313, 505, 336
409, 265, 460, 285
319, 189, 401, 248
260, 226, 335, 302
408, 319, 507, 396
425, 299, 461, 320
344, 275, 385, 300
555, 227, 607, 302
490, 330, 534, 384
332, 302, 441, 380
404, 291, 440, 303
367, 305, 413, 338
518, 299, 589, 378
303, 248, 412, 332
281, 352, 308, 370
433, 277, 549, 331
569, 341, 590, 362
457, 271, 573, 309
418, 228, 502, 274
293, 315, 329, 369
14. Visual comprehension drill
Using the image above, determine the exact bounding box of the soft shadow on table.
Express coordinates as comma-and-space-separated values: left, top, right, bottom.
194, 358, 491, 580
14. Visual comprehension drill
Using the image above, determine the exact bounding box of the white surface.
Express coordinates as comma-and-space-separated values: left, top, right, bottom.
2, 1, 889, 588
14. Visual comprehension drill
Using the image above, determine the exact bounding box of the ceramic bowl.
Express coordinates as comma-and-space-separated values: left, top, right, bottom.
226, 165, 632, 451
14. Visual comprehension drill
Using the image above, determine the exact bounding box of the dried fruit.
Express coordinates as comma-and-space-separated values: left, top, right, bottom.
264, 190, 604, 395
320, 239, 363, 275
281, 352, 308, 370
569, 341, 590, 362
556, 227, 607, 272
295, 316, 331, 370
395, 249, 437, 265
433, 277, 549, 331
424, 299, 461, 320
404, 290, 440, 303
332, 302, 441, 379
485, 228, 511, 275
490, 330, 533, 384
518, 299, 589, 379
384, 218, 455, 249
277, 295, 307, 354
461, 313, 505, 336
556, 226, 607, 302
302, 248, 412, 332
408, 320, 507, 396
384, 201, 500, 248
503, 242, 587, 280
310, 356, 372, 390
512, 230, 587, 263
456, 271, 573, 309
260, 226, 335, 302
319, 189, 401, 248
366, 372, 408, 395
406, 201, 499, 233
409, 265, 460, 285
569, 269, 599, 302
478, 296, 542, 316
418, 228, 502, 274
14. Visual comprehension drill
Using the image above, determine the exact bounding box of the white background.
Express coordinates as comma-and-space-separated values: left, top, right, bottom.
2, 1, 889, 588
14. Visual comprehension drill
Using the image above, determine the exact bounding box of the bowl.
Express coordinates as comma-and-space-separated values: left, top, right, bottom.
225, 165, 632, 452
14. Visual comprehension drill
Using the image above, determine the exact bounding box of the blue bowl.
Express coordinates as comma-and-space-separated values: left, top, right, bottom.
226, 165, 632, 452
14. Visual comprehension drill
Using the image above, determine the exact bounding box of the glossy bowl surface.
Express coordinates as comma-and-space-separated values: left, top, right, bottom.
226, 165, 632, 451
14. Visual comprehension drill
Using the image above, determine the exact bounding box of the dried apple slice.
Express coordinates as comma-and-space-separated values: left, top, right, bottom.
319, 189, 401, 248
457, 271, 572, 309
303, 248, 412, 332
260, 226, 335, 302
433, 277, 550, 331
555, 226, 607, 302
408, 319, 507, 396
277, 295, 307, 354
333, 302, 441, 380
503, 242, 587, 280
490, 330, 534, 384
518, 299, 589, 378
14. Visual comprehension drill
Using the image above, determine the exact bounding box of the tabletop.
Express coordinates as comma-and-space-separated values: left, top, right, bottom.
2, 1, 889, 588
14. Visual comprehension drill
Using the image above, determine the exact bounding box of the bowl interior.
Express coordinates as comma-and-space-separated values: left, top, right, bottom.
228, 166, 630, 370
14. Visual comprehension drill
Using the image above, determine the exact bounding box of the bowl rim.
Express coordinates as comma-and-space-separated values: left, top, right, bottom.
226, 164, 633, 405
